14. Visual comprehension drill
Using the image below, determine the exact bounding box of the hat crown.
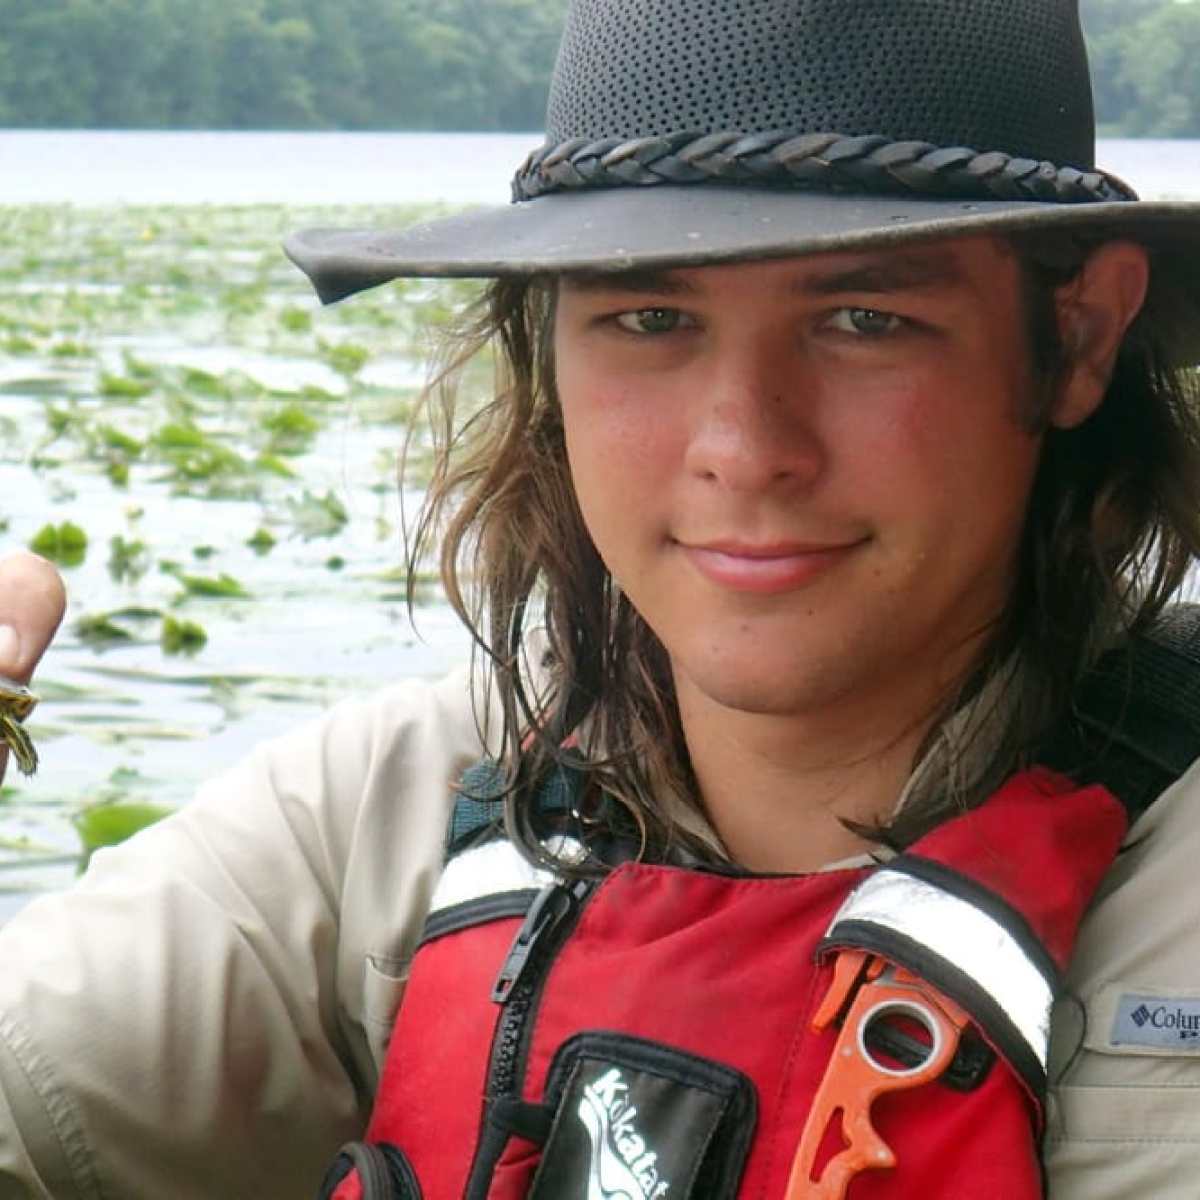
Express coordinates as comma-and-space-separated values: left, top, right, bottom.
546, 0, 1096, 170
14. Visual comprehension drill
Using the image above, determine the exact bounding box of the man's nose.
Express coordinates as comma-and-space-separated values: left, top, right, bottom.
682, 343, 825, 492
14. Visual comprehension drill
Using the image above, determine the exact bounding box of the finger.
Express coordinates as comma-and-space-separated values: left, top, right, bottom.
0, 552, 66, 784
0, 551, 68, 683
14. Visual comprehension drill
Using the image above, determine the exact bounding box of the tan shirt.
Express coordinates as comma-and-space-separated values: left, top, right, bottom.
0, 665, 1196, 1198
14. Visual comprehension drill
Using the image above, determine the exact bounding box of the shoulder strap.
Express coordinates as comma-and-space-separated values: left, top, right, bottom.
446, 760, 583, 862
1042, 602, 1200, 820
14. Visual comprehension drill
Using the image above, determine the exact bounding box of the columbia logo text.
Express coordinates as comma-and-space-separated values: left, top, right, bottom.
1130, 1003, 1200, 1039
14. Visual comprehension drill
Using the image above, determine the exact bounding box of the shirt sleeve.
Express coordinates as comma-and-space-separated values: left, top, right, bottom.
0, 665, 485, 1200
1045, 756, 1200, 1198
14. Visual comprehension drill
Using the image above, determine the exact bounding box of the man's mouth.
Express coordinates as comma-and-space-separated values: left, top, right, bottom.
677, 538, 866, 594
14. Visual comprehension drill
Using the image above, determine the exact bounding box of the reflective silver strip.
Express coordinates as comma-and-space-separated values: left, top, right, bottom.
826, 868, 1054, 1075
429, 836, 583, 915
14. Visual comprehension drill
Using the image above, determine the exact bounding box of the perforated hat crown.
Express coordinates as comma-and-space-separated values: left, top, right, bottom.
287, 0, 1200, 350
531, 0, 1101, 191
545, 0, 1096, 161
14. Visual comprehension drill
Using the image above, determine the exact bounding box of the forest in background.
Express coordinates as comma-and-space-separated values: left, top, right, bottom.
0, 0, 569, 130
0, 0, 1197, 135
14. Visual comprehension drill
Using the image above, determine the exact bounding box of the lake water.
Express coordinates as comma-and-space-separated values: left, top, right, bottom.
1, 130, 1199, 920
1, 130, 1198, 204
0, 131, 543, 205
3, 134, 586, 919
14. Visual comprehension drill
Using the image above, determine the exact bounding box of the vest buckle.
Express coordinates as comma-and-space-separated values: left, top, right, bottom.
785, 948, 972, 1200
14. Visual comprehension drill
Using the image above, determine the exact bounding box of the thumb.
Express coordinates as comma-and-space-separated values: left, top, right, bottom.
0, 552, 67, 781
0, 552, 67, 681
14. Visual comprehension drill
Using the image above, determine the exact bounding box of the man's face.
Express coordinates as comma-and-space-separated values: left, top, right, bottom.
553, 236, 1050, 725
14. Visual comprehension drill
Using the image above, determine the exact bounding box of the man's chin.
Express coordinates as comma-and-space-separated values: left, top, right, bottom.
672, 659, 858, 722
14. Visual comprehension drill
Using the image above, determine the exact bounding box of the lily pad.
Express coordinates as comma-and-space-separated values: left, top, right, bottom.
73, 800, 173, 865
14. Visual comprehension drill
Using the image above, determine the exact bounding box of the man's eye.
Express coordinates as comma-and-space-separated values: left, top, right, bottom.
827, 307, 904, 337
614, 307, 686, 335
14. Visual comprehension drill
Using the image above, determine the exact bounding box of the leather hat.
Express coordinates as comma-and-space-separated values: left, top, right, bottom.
287, 0, 1200, 340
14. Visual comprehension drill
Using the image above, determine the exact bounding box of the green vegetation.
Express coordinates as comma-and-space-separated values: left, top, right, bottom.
1084, 0, 1200, 135
73, 793, 173, 866
160, 615, 208, 655
246, 527, 278, 555
286, 490, 349, 540
30, 521, 87, 566
0, 0, 568, 131
166, 570, 252, 600
0, 202, 484, 890
76, 611, 138, 645
0, 0, 1198, 134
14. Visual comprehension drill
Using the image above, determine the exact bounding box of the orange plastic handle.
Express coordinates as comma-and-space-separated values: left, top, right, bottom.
785, 951, 971, 1200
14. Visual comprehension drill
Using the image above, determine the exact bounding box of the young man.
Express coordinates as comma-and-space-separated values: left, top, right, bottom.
4, 1, 1200, 1196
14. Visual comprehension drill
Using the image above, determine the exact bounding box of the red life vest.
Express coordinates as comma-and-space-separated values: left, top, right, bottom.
322, 767, 1126, 1199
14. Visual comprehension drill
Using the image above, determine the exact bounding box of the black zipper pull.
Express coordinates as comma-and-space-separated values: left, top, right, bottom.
491, 882, 574, 1003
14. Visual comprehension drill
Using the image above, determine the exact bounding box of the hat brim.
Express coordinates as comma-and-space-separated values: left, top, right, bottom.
285, 185, 1200, 336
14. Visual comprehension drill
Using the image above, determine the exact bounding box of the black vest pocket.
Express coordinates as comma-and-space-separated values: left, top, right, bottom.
318, 1141, 422, 1200
528, 1031, 757, 1199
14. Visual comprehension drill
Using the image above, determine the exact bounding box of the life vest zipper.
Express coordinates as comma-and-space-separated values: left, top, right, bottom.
464, 877, 593, 1198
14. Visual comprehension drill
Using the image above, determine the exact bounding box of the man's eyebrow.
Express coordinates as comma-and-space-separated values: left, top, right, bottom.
559, 251, 967, 297
560, 269, 698, 296
798, 251, 966, 296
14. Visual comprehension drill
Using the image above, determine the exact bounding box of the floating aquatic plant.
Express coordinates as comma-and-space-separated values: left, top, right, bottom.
30, 520, 88, 566
0, 200, 476, 896
160, 615, 208, 655
73, 796, 173, 867
286, 488, 349, 539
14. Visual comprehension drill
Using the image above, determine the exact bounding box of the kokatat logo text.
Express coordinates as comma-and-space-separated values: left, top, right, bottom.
577, 1067, 671, 1200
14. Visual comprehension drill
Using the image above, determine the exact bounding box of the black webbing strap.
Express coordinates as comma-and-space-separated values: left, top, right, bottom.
1041, 604, 1200, 821
446, 760, 582, 861
445, 760, 507, 857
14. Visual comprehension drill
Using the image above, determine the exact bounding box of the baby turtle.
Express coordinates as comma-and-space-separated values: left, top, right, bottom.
0, 676, 38, 777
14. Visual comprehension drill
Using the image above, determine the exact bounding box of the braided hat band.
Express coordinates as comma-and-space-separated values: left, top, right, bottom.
286, 0, 1200, 354
512, 131, 1139, 207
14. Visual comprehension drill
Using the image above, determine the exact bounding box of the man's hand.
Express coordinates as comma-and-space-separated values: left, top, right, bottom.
0, 553, 67, 785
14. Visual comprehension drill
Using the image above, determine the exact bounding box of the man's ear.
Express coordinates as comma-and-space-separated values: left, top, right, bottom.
1050, 240, 1150, 430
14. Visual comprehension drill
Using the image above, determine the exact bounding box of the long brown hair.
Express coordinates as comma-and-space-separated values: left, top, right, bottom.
407, 239, 1200, 865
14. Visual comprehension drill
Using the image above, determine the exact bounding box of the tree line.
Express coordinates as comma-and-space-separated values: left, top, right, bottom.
0, 0, 569, 131
0, 0, 1197, 135
1085, 0, 1200, 135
